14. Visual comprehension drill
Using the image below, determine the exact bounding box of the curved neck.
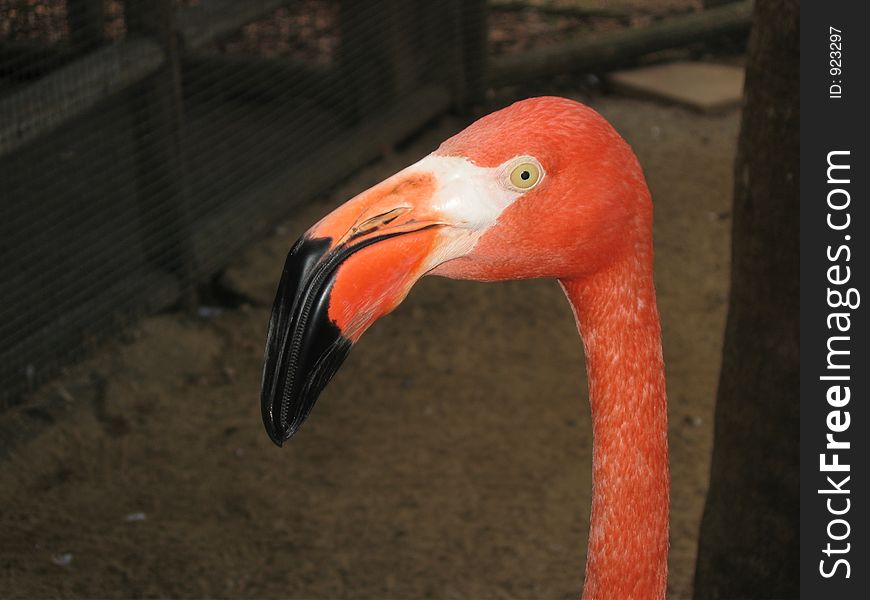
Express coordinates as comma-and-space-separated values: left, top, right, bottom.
561, 253, 669, 600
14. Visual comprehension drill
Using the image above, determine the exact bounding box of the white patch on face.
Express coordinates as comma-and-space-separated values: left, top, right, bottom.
400, 154, 543, 271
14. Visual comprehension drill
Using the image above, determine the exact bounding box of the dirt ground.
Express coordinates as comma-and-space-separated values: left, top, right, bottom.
0, 93, 738, 599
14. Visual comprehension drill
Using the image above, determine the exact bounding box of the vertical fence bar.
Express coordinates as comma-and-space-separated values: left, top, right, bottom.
446, 0, 468, 107
383, 0, 418, 98
66, 0, 106, 51
460, 0, 488, 107
415, 0, 453, 99
444, 0, 488, 110
339, 0, 391, 122
125, 0, 198, 307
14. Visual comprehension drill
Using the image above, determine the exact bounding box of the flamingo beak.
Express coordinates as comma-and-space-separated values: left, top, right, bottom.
260, 169, 455, 445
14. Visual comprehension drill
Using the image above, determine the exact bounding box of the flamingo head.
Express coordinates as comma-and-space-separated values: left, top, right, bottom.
261, 96, 651, 444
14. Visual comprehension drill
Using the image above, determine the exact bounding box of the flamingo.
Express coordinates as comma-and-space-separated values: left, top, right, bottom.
260, 96, 668, 599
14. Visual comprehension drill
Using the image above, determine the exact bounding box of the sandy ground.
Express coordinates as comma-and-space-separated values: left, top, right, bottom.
0, 94, 738, 599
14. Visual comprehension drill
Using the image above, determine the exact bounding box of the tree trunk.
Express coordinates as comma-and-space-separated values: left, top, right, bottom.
693, 1, 799, 599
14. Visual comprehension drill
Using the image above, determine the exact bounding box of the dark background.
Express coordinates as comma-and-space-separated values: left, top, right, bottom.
800, 1, 866, 599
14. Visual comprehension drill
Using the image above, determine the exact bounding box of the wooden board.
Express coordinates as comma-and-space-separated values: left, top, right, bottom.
608, 61, 745, 113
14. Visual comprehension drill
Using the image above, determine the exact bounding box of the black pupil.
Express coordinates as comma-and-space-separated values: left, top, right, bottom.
520, 170, 531, 180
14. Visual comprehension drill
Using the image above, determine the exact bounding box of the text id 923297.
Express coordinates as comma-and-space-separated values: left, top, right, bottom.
830, 27, 843, 99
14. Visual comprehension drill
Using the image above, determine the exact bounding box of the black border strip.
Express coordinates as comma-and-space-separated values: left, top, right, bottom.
801, 2, 868, 597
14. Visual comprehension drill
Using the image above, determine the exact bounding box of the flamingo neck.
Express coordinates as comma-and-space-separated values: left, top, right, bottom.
560, 252, 669, 600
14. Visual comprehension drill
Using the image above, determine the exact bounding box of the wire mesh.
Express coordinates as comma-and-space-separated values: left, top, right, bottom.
0, 0, 488, 408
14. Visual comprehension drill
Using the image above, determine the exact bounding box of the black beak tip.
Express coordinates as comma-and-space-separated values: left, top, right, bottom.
265, 421, 286, 447
259, 234, 356, 448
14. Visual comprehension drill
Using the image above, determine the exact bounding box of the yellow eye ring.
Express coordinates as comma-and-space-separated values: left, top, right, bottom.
509, 161, 542, 190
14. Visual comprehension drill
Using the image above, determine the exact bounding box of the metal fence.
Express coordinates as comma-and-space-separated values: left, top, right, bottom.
0, 0, 753, 409
0, 0, 487, 408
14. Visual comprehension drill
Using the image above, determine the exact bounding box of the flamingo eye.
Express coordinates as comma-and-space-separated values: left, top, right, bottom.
507, 160, 543, 191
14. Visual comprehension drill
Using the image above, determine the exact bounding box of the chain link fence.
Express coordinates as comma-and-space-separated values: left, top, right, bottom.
0, 0, 487, 408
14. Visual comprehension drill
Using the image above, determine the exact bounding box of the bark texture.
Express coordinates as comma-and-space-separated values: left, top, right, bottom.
693, 1, 800, 598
